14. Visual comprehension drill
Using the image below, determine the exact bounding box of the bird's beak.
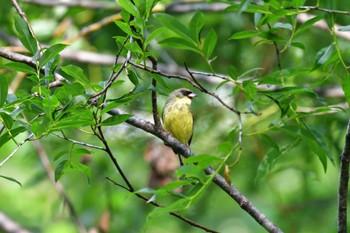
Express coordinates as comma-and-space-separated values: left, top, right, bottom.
188, 93, 197, 99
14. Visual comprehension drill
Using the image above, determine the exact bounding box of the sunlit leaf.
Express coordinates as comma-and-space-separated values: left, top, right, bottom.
118, 0, 140, 17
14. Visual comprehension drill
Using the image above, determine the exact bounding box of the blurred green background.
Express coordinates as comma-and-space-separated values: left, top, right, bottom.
1, 0, 350, 232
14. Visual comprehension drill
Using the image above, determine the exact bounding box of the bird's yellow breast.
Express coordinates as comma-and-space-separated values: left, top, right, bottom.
163, 97, 193, 145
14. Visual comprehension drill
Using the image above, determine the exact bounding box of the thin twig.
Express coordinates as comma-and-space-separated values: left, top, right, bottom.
95, 126, 134, 191
53, 133, 105, 151
149, 56, 162, 129
0, 134, 34, 167
184, 64, 241, 114
338, 119, 350, 233
106, 177, 219, 233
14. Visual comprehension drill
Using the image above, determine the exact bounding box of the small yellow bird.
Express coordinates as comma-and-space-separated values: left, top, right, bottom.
162, 88, 196, 165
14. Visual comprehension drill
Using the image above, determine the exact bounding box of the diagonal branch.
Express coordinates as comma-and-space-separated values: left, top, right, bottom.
338, 118, 350, 233
108, 108, 283, 233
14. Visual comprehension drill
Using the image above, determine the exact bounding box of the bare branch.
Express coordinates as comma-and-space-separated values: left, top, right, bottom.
338, 119, 350, 233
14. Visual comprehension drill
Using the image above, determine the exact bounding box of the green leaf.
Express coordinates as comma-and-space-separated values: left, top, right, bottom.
189, 10, 205, 43
273, 22, 293, 31
255, 149, 280, 182
0, 75, 8, 107
144, 27, 166, 47
118, 0, 140, 17
14, 15, 37, 55
3, 62, 36, 75
176, 164, 207, 183
0, 175, 22, 187
237, 67, 264, 79
203, 29, 217, 59
0, 112, 13, 129
229, 30, 259, 40
342, 73, 350, 106
127, 69, 140, 86
71, 148, 91, 157
156, 13, 194, 44
42, 95, 60, 121
70, 162, 91, 184
100, 114, 133, 126
159, 38, 200, 54
115, 20, 141, 39
39, 44, 68, 69
317, 44, 334, 65
242, 80, 257, 100
185, 154, 223, 167
0, 126, 27, 149
238, 0, 252, 14
295, 15, 323, 38
54, 150, 69, 161
55, 160, 69, 182
51, 109, 94, 132
61, 65, 92, 88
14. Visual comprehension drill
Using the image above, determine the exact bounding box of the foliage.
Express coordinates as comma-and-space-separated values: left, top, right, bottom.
0, 0, 349, 232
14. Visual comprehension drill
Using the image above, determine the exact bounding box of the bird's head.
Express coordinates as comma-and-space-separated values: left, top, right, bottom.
171, 88, 197, 100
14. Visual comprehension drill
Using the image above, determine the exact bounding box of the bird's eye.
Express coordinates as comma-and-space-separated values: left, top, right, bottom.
182, 90, 191, 96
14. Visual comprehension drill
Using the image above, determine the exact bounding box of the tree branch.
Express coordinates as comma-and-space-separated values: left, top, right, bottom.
108, 108, 283, 233
338, 118, 350, 233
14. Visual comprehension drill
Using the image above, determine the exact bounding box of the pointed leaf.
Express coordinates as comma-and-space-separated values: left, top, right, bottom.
229, 30, 259, 40
0, 75, 8, 107
203, 29, 217, 59
190, 10, 205, 43
3, 62, 36, 75
156, 13, 193, 44
118, 0, 140, 17
14, 15, 37, 55
39, 43, 68, 69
